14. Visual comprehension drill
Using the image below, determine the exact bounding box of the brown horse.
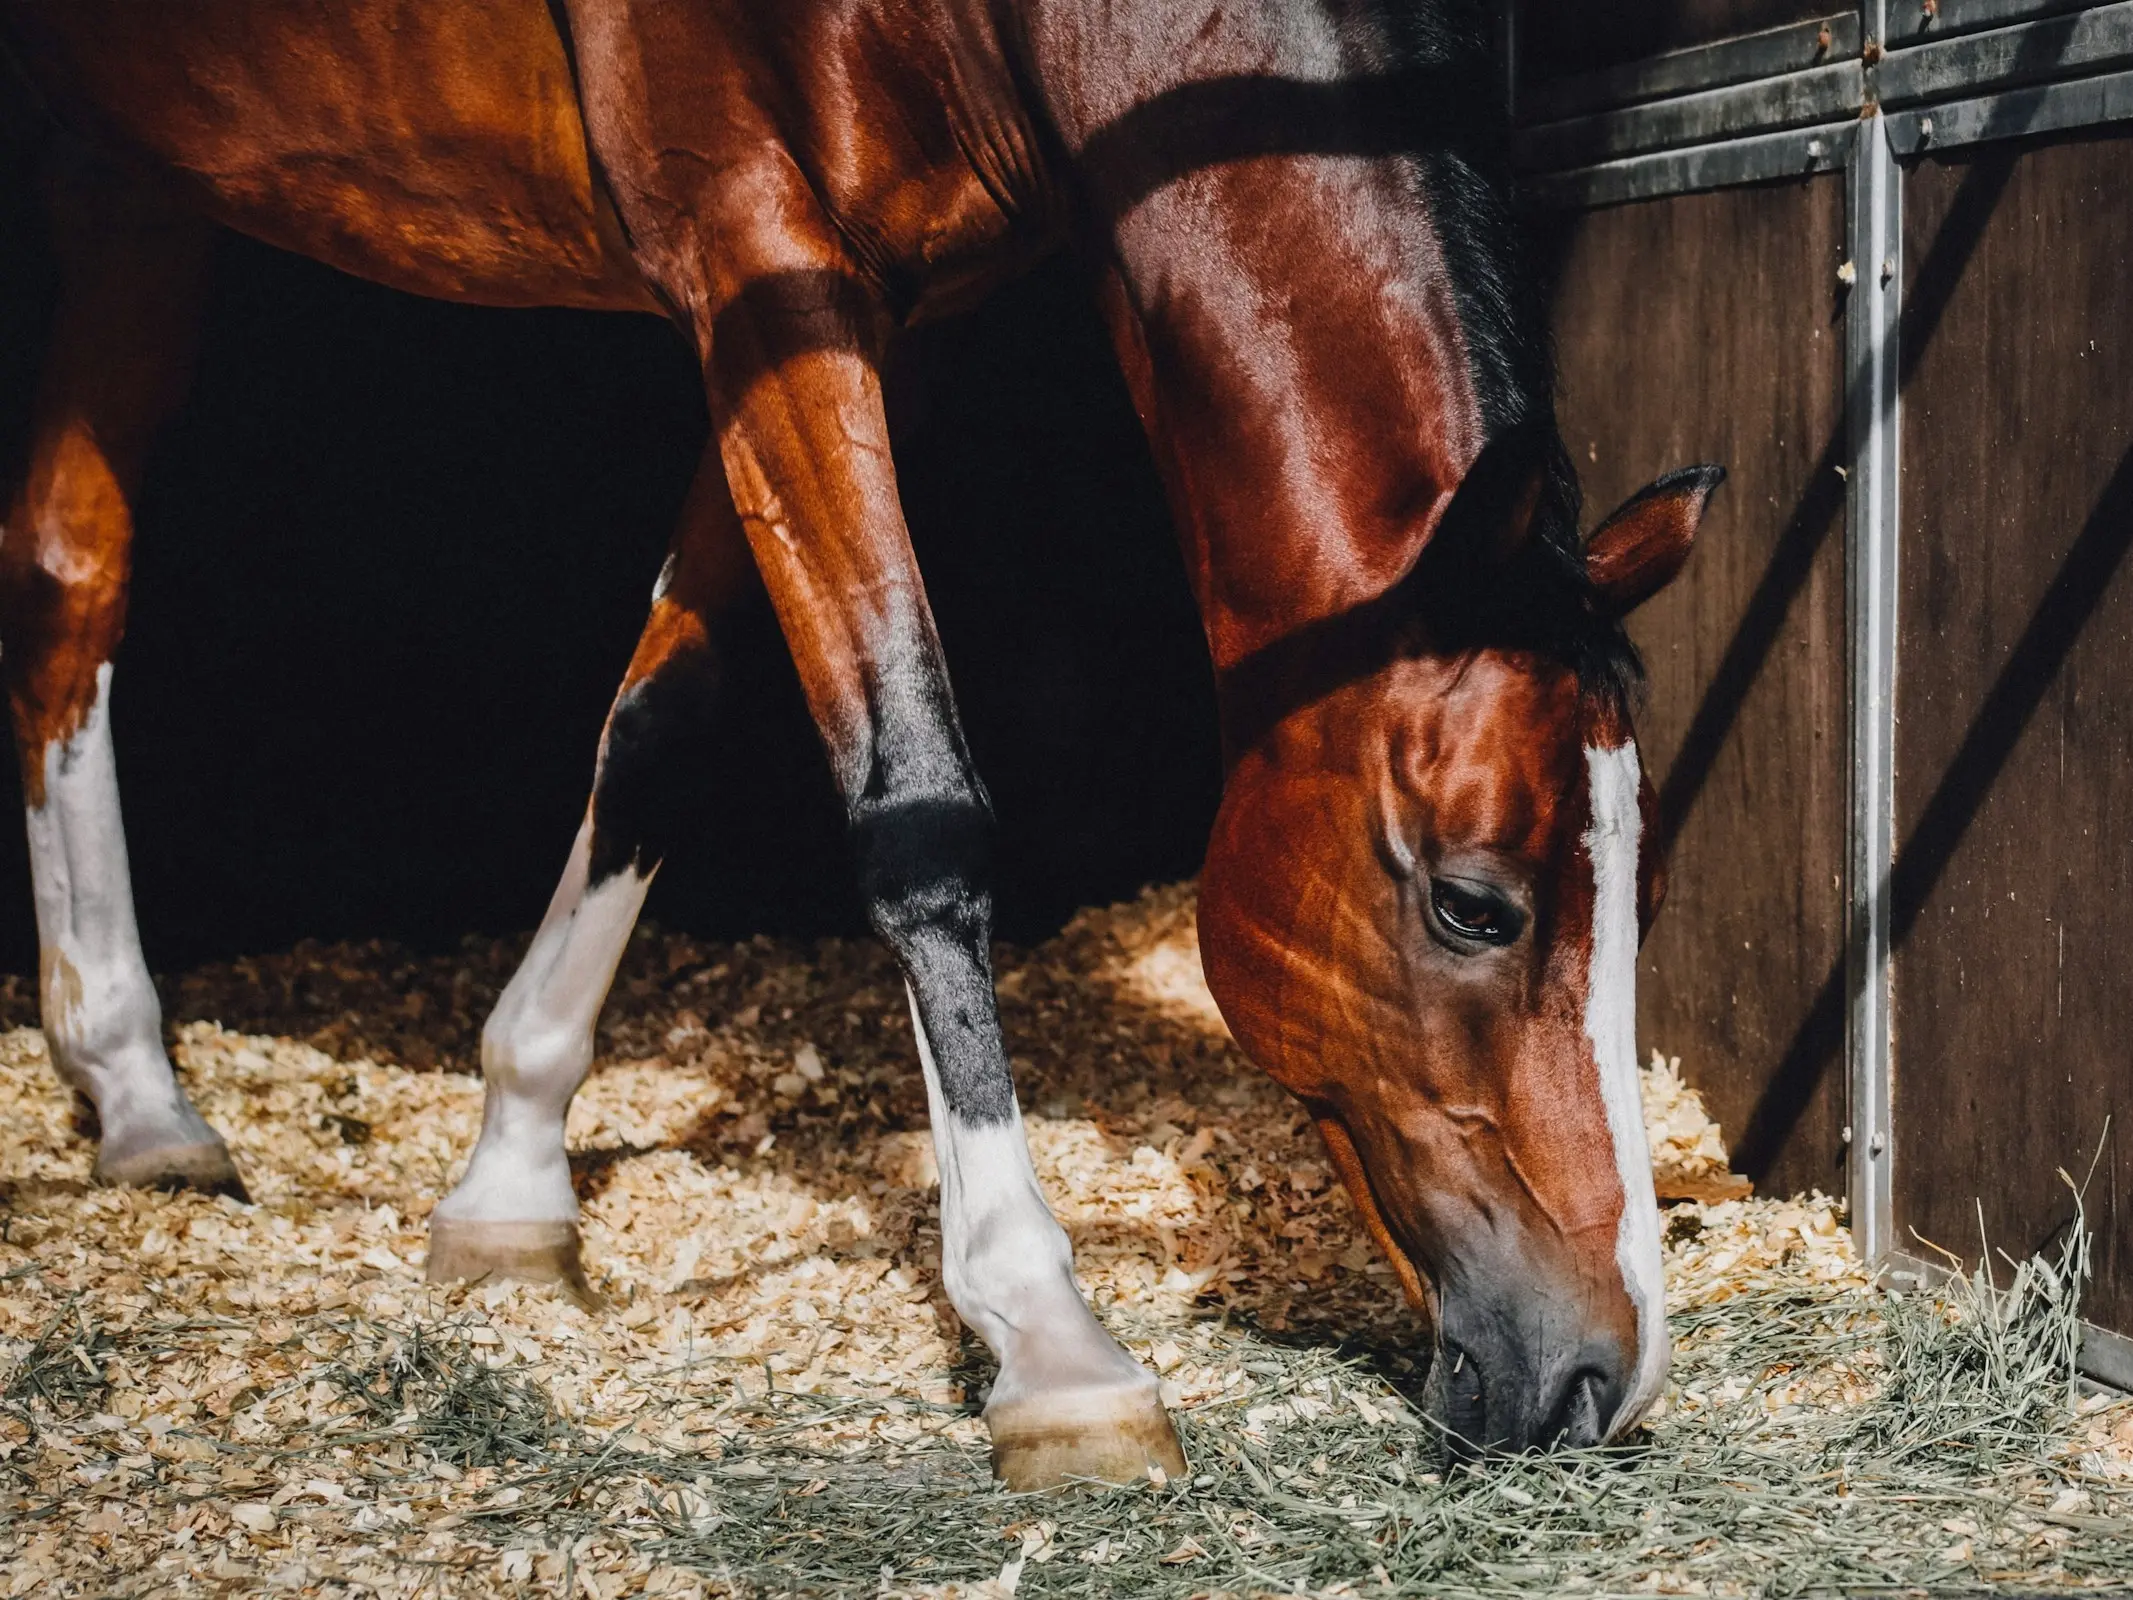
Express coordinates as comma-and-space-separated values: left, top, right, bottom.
0, 0, 1722, 1484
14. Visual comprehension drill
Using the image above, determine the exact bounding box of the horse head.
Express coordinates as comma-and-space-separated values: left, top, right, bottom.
1199, 439, 1723, 1452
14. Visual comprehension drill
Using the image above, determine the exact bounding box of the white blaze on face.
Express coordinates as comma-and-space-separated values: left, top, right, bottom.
1582, 741, 1669, 1436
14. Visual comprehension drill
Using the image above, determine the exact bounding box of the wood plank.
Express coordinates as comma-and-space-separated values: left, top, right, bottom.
1893, 128, 2133, 1336
1545, 175, 1850, 1200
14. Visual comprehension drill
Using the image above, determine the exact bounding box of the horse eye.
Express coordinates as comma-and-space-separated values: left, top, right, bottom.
1429, 879, 1523, 948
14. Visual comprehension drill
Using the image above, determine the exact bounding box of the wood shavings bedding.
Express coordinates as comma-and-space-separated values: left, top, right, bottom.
0, 884, 2123, 1598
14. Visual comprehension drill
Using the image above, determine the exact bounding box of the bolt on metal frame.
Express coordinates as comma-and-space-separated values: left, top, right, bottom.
1510, 0, 2133, 1391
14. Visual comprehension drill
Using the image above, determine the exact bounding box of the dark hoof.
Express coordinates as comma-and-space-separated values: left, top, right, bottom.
97, 1139, 250, 1202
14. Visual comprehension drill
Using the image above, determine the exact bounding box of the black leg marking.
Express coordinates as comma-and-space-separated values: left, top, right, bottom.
587, 646, 723, 887
845, 648, 1018, 1126
850, 789, 1016, 1124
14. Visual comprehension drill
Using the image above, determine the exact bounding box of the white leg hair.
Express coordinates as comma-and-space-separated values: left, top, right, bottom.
905, 987, 1157, 1415
1582, 740, 1669, 1437
432, 820, 649, 1227
27, 664, 230, 1184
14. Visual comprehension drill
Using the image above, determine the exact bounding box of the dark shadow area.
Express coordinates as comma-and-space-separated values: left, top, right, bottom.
0, 161, 1219, 969
1515, 0, 1834, 83
1076, 67, 1489, 217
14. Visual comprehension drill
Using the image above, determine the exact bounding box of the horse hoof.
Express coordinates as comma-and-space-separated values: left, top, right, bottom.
96, 1138, 249, 1201
986, 1386, 1189, 1491
425, 1216, 602, 1309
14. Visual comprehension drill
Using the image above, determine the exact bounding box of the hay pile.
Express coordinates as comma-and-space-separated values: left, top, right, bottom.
0, 884, 2126, 1597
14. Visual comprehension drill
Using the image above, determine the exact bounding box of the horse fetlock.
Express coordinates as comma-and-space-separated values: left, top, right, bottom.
961, 1255, 1184, 1489
480, 1012, 595, 1104
40, 946, 161, 1083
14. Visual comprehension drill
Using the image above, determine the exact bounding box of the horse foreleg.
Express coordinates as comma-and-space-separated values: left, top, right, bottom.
0, 158, 241, 1195
426, 452, 748, 1304
695, 252, 1185, 1490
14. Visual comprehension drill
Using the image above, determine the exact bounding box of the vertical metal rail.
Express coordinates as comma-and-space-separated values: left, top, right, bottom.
1501, 1, 1519, 127
1844, 4, 1902, 1266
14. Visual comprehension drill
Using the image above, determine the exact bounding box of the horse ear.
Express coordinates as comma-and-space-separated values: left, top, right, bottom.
1585, 465, 1726, 616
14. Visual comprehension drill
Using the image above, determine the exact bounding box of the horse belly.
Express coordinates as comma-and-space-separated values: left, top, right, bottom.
8, 0, 655, 311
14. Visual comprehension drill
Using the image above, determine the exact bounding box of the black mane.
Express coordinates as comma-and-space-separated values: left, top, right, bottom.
1356, 0, 1644, 713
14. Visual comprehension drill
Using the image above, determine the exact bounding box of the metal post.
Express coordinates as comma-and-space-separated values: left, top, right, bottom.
1843, 30, 1901, 1265
1501, 0, 1519, 126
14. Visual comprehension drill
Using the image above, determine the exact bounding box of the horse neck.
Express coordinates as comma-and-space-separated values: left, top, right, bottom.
1019, 0, 1498, 676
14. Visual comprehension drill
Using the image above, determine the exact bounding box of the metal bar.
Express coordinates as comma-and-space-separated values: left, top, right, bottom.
2088, 1321, 2133, 1392
1515, 59, 1863, 170
1880, 1, 2133, 103
1887, 1254, 2133, 1391
1844, 111, 1901, 1271
1501, 0, 1517, 126
1518, 121, 1851, 210
1887, 59, 2133, 144
1887, 0, 2109, 50
1520, 14, 1858, 124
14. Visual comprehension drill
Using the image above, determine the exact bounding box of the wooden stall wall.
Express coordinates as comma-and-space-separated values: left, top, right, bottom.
1517, 1, 1837, 81
1547, 176, 1850, 1201
1893, 128, 2133, 1333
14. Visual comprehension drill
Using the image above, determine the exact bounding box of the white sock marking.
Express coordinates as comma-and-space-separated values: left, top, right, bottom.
26, 664, 215, 1158
1582, 741, 1669, 1436
436, 821, 650, 1223
906, 988, 1148, 1405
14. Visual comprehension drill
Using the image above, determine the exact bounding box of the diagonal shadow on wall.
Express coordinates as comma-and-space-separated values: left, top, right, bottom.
1733, 442, 2133, 1182
1575, 22, 2091, 1180
1652, 147, 2019, 857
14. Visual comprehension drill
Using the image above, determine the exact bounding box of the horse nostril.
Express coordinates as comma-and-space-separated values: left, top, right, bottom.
1552, 1367, 1613, 1449
1433, 1341, 1489, 1458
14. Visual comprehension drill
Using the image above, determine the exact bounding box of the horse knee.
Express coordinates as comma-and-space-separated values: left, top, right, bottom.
0, 494, 129, 781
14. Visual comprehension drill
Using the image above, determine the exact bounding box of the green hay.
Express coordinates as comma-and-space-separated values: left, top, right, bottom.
3, 1299, 116, 1423
323, 1319, 563, 1470
172, 1201, 2132, 1598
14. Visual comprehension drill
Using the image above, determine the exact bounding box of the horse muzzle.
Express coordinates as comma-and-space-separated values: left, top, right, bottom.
1426, 1290, 1637, 1456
